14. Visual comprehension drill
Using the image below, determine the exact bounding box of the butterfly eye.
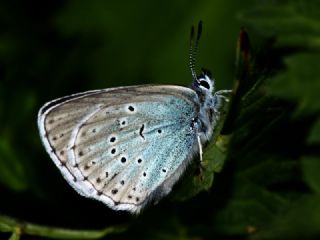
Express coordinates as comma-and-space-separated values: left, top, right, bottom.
199, 80, 210, 90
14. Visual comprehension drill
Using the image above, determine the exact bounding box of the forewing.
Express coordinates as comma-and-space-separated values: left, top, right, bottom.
38, 85, 200, 212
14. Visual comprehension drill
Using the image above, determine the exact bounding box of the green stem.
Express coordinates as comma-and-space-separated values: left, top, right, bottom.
9, 228, 21, 240
0, 214, 126, 239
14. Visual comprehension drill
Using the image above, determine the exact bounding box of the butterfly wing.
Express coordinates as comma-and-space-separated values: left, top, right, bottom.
38, 85, 200, 213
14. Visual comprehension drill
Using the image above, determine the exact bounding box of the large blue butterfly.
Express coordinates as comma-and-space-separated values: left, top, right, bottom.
37, 22, 231, 213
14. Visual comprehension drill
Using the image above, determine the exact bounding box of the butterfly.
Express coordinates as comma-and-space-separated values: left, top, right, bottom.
37, 22, 231, 213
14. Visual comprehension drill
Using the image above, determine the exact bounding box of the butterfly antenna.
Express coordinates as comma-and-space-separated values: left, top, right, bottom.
189, 21, 203, 82
189, 25, 197, 81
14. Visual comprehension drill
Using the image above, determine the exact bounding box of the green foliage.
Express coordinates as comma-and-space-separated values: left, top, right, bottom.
269, 53, 320, 114
0, 134, 27, 191
0, 0, 320, 239
237, 0, 320, 50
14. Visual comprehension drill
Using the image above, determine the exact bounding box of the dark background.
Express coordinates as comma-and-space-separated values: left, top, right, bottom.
0, 0, 320, 239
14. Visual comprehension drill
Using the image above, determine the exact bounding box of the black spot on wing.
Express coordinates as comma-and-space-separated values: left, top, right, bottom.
139, 124, 145, 139
110, 173, 118, 181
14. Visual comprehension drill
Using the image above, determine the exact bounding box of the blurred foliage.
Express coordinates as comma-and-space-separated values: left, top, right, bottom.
0, 0, 320, 239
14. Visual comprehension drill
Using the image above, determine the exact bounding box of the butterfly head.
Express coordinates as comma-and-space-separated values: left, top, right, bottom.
192, 68, 215, 95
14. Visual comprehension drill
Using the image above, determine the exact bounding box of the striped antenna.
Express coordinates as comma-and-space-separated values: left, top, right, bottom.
189, 21, 203, 82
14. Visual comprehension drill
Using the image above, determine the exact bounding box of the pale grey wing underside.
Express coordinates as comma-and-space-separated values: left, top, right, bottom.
38, 85, 200, 213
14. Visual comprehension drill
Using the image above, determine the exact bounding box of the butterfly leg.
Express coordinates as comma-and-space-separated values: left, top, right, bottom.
197, 134, 203, 162
195, 133, 208, 180
215, 89, 233, 96
214, 90, 232, 106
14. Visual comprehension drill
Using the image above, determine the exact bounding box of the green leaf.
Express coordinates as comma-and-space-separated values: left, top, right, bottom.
172, 135, 231, 202
237, 1, 320, 49
307, 117, 320, 144
213, 199, 274, 235
302, 156, 320, 194
254, 195, 320, 239
0, 137, 28, 192
268, 53, 320, 114
9, 230, 21, 240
